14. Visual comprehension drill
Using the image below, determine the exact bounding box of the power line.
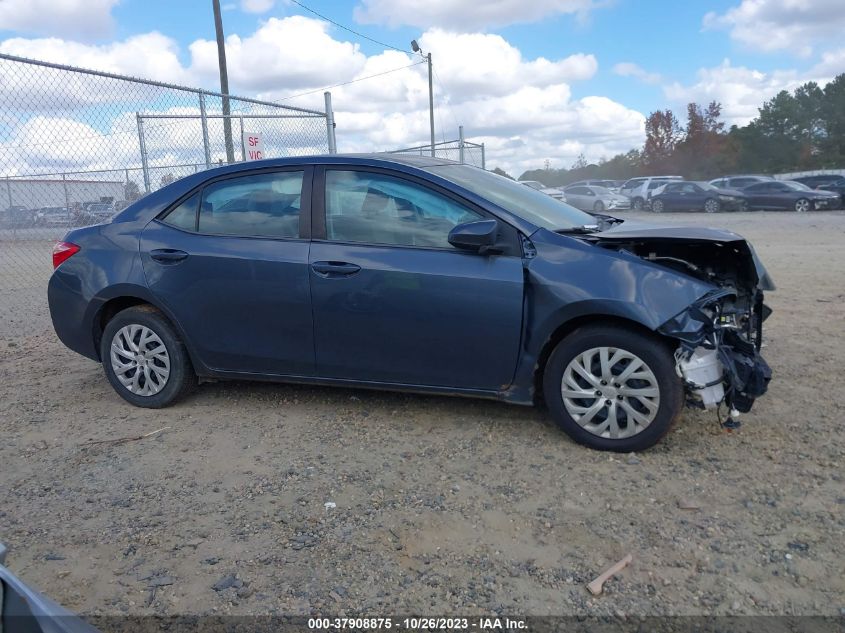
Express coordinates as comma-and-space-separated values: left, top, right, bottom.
276, 61, 426, 102
288, 0, 406, 53
431, 65, 460, 140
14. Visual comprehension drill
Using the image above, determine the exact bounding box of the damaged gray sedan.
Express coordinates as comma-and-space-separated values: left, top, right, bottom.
49, 156, 772, 452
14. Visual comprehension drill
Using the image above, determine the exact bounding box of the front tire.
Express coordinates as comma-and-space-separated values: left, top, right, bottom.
794, 198, 811, 213
651, 199, 664, 213
593, 200, 605, 214
101, 305, 196, 408
632, 197, 644, 211
704, 198, 720, 213
542, 325, 684, 452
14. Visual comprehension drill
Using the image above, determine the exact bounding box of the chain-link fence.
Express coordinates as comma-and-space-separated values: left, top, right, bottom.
389, 129, 486, 169
0, 52, 334, 311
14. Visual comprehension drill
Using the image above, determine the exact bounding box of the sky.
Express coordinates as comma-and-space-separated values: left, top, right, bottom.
1, 0, 844, 176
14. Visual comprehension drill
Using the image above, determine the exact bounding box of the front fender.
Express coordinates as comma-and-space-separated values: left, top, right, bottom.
503, 229, 717, 404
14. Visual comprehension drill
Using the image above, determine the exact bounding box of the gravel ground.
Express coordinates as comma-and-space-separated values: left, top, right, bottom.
1, 211, 843, 617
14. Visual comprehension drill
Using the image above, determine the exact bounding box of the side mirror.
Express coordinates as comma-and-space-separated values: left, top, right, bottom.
448, 219, 501, 254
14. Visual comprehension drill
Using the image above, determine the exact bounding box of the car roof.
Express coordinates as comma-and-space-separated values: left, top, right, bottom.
187, 153, 461, 182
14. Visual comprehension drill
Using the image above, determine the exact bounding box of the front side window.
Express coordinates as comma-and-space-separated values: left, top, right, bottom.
198, 171, 303, 238
324, 170, 483, 248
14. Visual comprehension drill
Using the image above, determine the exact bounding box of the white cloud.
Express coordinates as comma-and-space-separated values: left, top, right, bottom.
664, 59, 816, 125
189, 16, 367, 91
354, 0, 599, 30
612, 62, 661, 85
240, 0, 275, 13
0, 15, 644, 177
0, 0, 118, 40
703, 0, 845, 57
416, 30, 597, 101
0, 33, 191, 85
810, 47, 845, 76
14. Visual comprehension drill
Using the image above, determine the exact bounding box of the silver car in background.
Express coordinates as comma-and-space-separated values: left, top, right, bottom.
518, 180, 568, 202
562, 185, 630, 214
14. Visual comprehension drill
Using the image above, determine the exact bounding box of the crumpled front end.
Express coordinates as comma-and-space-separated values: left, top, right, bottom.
659, 288, 772, 419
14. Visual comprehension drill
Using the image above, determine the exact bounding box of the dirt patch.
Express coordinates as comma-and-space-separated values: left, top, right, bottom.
1, 211, 844, 616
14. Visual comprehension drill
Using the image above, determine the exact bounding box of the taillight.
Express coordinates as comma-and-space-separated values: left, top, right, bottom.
52, 241, 80, 269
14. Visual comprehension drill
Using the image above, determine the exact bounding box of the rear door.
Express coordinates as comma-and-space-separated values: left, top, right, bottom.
140, 167, 315, 376
308, 166, 524, 390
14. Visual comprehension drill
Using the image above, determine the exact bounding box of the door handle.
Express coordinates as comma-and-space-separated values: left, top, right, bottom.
150, 248, 189, 263
311, 261, 361, 277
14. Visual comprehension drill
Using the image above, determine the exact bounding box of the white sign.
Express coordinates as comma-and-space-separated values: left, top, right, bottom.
242, 132, 264, 161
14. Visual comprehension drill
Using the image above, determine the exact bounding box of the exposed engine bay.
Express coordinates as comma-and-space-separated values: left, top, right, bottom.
588, 229, 774, 423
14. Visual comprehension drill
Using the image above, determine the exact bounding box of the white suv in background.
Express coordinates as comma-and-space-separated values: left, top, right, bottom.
620, 176, 683, 210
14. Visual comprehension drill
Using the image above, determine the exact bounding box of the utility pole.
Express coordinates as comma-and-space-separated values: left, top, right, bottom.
412, 40, 435, 157
212, 0, 235, 163
426, 52, 434, 157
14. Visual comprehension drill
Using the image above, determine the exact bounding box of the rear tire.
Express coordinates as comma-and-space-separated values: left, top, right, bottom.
101, 305, 196, 408
593, 200, 605, 214
632, 197, 644, 211
542, 325, 684, 452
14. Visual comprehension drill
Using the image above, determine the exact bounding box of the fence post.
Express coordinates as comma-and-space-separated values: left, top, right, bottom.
239, 116, 246, 161
136, 113, 151, 193
481, 143, 486, 170
458, 126, 465, 164
62, 174, 70, 210
199, 92, 212, 169
324, 92, 337, 154
5, 176, 13, 240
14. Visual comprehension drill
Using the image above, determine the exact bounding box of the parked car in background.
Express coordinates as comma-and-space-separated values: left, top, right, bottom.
87, 202, 116, 221
562, 184, 630, 213
619, 176, 682, 196
1, 205, 35, 228
793, 175, 845, 207
567, 179, 622, 193
792, 174, 844, 189
35, 206, 75, 227
741, 180, 840, 211
620, 176, 683, 210
518, 180, 567, 202
650, 181, 747, 213
48, 154, 773, 452
709, 175, 773, 189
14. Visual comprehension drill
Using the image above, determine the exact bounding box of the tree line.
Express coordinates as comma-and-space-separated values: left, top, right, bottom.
517, 73, 845, 186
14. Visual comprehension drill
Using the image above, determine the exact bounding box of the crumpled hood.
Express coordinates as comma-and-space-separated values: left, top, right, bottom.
590, 221, 776, 291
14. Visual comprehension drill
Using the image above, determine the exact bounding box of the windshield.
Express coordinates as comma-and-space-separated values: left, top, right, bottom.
427, 164, 594, 230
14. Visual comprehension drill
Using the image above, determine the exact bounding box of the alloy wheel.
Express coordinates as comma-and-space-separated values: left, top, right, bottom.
110, 324, 171, 396
704, 199, 719, 213
795, 198, 810, 213
560, 346, 660, 439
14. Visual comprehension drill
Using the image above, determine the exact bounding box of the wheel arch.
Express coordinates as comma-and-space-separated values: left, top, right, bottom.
89, 286, 206, 373
530, 313, 675, 404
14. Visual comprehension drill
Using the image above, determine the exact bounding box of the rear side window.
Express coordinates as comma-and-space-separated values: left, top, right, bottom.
198, 171, 303, 238
163, 193, 199, 231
